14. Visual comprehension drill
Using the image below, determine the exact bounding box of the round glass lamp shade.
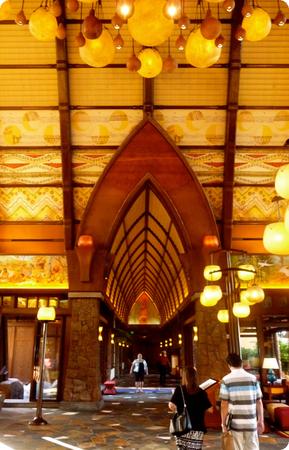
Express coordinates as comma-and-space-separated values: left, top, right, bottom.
263, 222, 289, 255
79, 30, 115, 68
275, 163, 289, 199
37, 306, 56, 321
217, 309, 229, 323
246, 285, 265, 304
127, 0, 174, 46
242, 7, 271, 42
233, 302, 250, 318
240, 289, 256, 306
185, 27, 221, 68
203, 265, 222, 281
200, 291, 219, 307
137, 48, 163, 78
237, 264, 256, 281
29, 7, 58, 41
203, 285, 222, 302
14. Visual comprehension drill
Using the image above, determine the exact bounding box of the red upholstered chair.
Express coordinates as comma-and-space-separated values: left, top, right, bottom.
274, 407, 289, 430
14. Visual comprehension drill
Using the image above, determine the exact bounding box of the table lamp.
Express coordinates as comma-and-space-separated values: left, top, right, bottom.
262, 357, 279, 384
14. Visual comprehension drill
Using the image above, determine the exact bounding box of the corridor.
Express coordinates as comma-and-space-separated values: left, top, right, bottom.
0, 387, 288, 450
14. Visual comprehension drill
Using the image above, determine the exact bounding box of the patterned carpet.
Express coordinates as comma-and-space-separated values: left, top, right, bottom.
1, 390, 289, 449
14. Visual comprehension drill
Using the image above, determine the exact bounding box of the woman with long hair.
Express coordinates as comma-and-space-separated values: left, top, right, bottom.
169, 366, 213, 449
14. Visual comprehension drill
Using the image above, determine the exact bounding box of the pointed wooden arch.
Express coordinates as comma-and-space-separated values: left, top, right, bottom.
68, 118, 219, 298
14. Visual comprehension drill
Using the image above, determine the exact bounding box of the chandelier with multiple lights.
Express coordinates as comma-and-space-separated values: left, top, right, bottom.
201, 257, 265, 323
0, 0, 287, 77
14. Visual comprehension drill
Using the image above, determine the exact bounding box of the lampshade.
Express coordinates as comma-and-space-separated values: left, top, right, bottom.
262, 357, 279, 369
240, 289, 256, 306
245, 285, 265, 303
203, 264, 222, 281
185, 27, 221, 69
232, 302, 250, 318
200, 291, 219, 307
237, 264, 256, 281
137, 48, 163, 78
242, 7, 272, 42
79, 30, 115, 68
275, 163, 289, 199
29, 6, 58, 41
203, 285, 223, 302
263, 222, 289, 255
37, 306, 56, 322
127, 0, 174, 47
217, 309, 229, 323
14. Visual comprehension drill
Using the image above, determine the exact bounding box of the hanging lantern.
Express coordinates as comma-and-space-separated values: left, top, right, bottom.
126, 53, 141, 72
203, 235, 219, 249
200, 291, 219, 307
233, 302, 250, 318
275, 164, 289, 199
263, 222, 289, 255
217, 309, 229, 323
128, 0, 174, 47
203, 265, 222, 281
223, 0, 235, 12
176, 32, 186, 50
246, 285, 265, 304
274, 10, 287, 27
163, 0, 182, 20
163, 54, 178, 73
82, 9, 102, 40
240, 289, 256, 306
203, 285, 223, 303
111, 12, 124, 30
116, 0, 134, 19
29, 6, 58, 41
200, 9, 222, 41
237, 264, 256, 281
137, 48, 163, 78
79, 29, 115, 68
185, 27, 221, 69
178, 14, 190, 30
242, 7, 272, 42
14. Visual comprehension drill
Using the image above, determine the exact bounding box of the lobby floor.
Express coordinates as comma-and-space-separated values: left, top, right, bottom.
1, 387, 289, 450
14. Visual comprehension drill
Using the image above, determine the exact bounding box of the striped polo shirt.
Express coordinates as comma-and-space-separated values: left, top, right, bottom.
219, 368, 262, 431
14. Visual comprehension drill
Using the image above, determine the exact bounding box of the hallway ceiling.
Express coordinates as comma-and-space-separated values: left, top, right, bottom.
0, 0, 289, 322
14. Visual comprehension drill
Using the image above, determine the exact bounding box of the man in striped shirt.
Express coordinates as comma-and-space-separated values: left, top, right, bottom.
219, 353, 264, 450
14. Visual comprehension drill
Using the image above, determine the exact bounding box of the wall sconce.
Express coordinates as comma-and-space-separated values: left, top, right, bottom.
76, 234, 95, 282
98, 325, 103, 342
110, 333, 115, 344
169, 338, 173, 347
160, 341, 163, 348
29, 306, 56, 426
165, 339, 168, 347
193, 326, 198, 342
178, 333, 182, 345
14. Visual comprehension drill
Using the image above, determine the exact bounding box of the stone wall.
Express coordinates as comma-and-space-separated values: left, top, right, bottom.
63, 297, 103, 409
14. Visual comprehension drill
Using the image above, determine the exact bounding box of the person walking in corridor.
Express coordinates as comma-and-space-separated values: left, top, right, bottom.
130, 353, 148, 393
158, 350, 171, 386
219, 353, 264, 450
169, 366, 213, 449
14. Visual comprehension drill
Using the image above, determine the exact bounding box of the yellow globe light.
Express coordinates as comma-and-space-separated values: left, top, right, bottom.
185, 27, 221, 69
137, 48, 163, 78
200, 291, 219, 307
37, 306, 56, 321
263, 222, 289, 255
233, 302, 250, 318
237, 264, 256, 281
203, 265, 222, 281
128, 0, 174, 47
275, 164, 289, 199
246, 285, 265, 304
240, 289, 256, 306
203, 285, 222, 302
242, 7, 271, 42
79, 30, 115, 68
29, 7, 58, 41
217, 309, 229, 323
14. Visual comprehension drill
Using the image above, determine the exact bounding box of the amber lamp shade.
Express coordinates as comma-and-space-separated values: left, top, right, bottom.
242, 7, 272, 42
263, 222, 289, 255
233, 302, 250, 318
246, 285, 265, 304
137, 48, 163, 78
200, 291, 219, 307
79, 30, 115, 68
203, 235, 219, 248
185, 27, 221, 69
203, 285, 222, 302
217, 309, 229, 323
275, 163, 289, 199
29, 6, 58, 41
37, 306, 56, 322
237, 264, 256, 281
203, 265, 222, 281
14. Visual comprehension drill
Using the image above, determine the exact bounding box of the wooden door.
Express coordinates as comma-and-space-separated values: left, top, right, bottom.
7, 320, 35, 383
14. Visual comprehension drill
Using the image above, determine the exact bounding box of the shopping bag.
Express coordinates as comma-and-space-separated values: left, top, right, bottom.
221, 431, 234, 450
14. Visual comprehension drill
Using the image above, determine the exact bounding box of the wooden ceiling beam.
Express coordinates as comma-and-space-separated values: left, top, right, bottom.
56, 4, 74, 250
221, 1, 243, 250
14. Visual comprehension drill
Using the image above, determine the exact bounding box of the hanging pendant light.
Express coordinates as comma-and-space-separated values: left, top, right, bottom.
263, 222, 289, 255
137, 48, 163, 78
237, 264, 256, 281
217, 309, 229, 323
203, 265, 222, 281
116, 0, 134, 20
203, 285, 223, 302
242, 7, 272, 42
275, 163, 289, 199
240, 289, 256, 306
29, 6, 58, 41
200, 8, 222, 40
163, 0, 182, 20
79, 29, 115, 68
185, 27, 221, 68
233, 302, 250, 318
245, 285, 265, 304
200, 291, 219, 307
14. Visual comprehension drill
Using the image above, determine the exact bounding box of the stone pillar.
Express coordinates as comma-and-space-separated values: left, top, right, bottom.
62, 292, 104, 410
195, 301, 228, 383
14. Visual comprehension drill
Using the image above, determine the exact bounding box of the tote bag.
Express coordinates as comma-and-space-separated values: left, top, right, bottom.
221, 431, 234, 450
